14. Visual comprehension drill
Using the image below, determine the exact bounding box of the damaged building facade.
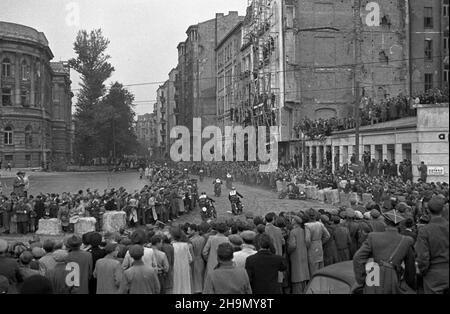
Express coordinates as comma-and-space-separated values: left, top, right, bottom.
0, 22, 73, 170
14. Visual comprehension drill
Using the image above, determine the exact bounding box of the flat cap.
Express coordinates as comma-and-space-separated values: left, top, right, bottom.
228, 234, 243, 246
53, 249, 68, 263
240, 230, 256, 242
428, 196, 445, 214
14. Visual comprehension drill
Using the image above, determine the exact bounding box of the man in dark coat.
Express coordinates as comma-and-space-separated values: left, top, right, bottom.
333, 216, 352, 262
66, 235, 93, 294
245, 234, 287, 294
0, 239, 22, 293
203, 243, 252, 294
418, 162, 428, 183
353, 210, 416, 294
415, 196, 449, 294
13, 172, 25, 197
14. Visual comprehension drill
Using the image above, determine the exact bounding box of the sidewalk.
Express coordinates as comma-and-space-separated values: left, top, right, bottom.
0, 167, 45, 178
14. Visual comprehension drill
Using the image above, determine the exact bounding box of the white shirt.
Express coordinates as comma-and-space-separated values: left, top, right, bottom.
122, 247, 157, 270
232, 245, 257, 268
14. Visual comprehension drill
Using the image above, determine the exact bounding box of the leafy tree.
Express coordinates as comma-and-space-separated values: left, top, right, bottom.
68, 29, 114, 161
95, 82, 141, 159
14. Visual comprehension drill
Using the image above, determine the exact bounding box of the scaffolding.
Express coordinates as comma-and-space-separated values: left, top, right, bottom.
242, 0, 278, 128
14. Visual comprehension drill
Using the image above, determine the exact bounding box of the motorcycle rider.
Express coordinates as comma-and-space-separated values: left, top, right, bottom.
228, 187, 243, 214
199, 168, 204, 182
198, 192, 216, 220
226, 173, 233, 189
213, 178, 223, 196
199, 192, 215, 208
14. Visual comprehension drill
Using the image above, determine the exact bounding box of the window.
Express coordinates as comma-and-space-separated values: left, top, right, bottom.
444, 36, 449, 52
444, 3, 449, 17
21, 90, 29, 107
25, 155, 31, 167
425, 73, 433, 91
444, 65, 449, 83
21, 60, 29, 80
4, 126, 13, 145
2, 88, 12, 106
25, 125, 32, 148
425, 39, 433, 60
424, 7, 433, 28
2, 58, 11, 77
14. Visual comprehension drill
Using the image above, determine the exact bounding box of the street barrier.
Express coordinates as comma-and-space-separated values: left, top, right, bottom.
36, 218, 62, 236
74, 217, 96, 235
102, 211, 127, 233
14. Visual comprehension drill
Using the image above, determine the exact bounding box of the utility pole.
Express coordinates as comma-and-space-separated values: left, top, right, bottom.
355, 81, 361, 162
353, 0, 362, 163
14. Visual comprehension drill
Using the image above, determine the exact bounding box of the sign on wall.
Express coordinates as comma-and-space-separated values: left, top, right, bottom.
428, 167, 445, 176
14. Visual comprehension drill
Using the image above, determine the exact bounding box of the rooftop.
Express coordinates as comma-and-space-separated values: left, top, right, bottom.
0, 21, 49, 47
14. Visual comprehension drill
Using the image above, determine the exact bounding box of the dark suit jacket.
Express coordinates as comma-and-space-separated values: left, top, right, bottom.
245, 250, 287, 294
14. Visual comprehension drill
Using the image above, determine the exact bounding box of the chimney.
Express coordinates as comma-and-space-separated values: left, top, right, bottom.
228, 11, 238, 16
216, 13, 224, 18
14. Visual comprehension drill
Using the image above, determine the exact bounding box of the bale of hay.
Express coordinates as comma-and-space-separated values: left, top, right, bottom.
74, 217, 96, 235
36, 219, 62, 236
102, 211, 126, 233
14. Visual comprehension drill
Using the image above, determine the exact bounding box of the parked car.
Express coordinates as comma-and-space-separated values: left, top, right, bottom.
305, 261, 361, 294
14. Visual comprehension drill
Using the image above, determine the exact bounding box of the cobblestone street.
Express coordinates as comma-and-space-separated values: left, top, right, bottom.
1, 171, 333, 231
174, 175, 335, 225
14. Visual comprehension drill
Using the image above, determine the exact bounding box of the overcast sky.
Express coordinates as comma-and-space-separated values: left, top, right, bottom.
0, 0, 247, 115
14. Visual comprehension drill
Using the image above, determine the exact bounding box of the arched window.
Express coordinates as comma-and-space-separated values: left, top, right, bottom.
25, 125, 33, 147
21, 60, 30, 80
4, 126, 13, 145
2, 58, 11, 77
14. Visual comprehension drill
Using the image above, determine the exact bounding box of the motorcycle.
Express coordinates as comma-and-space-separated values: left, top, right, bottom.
200, 200, 217, 222
299, 191, 307, 200
214, 183, 222, 197
230, 199, 243, 215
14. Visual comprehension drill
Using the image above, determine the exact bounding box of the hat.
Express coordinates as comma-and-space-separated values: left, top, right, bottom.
20, 251, 33, 264
363, 212, 372, 220
129, 245, 144, 260
320, 215, 330, 223
104, 243, 118, 255
66, 235, 82, 249
396, 202, 410, 213
366, 202, 376, 211
356, 205, 366, 213
292, 215, 303, 225
382, 209, 405, 225
0, 239, 7, 253
370, 209, 381, 219
329, 208, 339, 216
53, 249, 68, 263
354, 211, 364, 220
240, 231, 256, 242
345, 208, 355, 218
332, 215, 341, 224
428, 196, 445, 214
228, 234, 243, 246
31, 247, 45, 259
